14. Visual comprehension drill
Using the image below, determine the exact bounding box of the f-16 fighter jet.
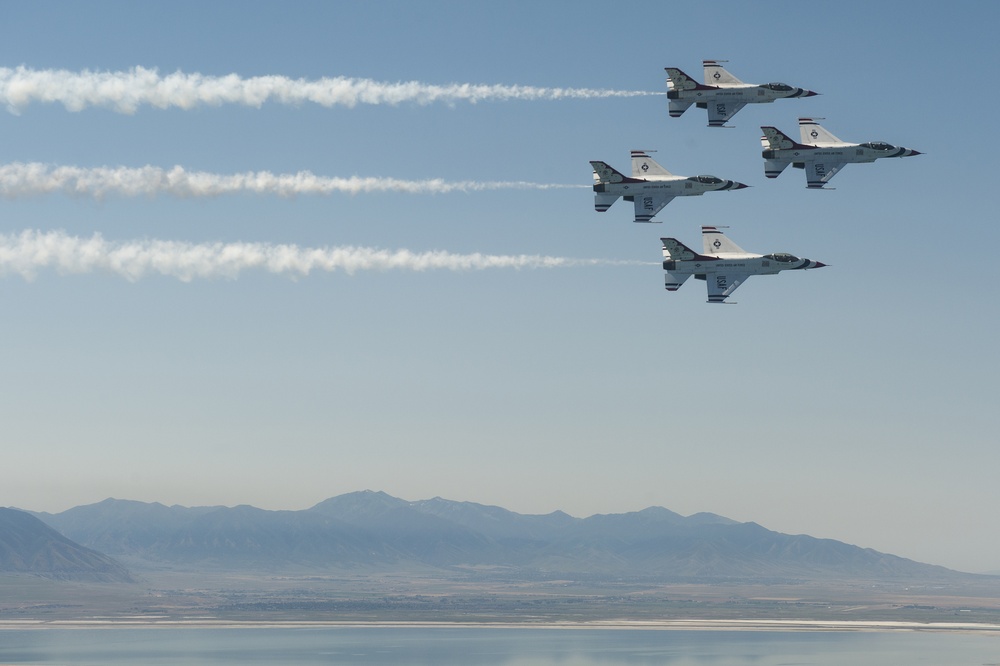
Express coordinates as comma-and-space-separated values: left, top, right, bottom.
761, 118, 921, 189
661, 226, 826, 303
665, 60, 817, 127
590, 151, 748, 223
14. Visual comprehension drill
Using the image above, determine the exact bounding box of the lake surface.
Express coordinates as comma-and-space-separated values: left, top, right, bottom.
0, 627, 997, 665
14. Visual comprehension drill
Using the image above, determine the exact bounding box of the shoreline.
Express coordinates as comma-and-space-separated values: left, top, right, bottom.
2, 619, 1000, 634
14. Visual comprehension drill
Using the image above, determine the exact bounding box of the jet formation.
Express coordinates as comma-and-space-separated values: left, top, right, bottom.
662, 226, 825, 304
590, 151, 747, 223
761, 117, 922, 188
665, 60, 818, 128
589, 61, 919, 302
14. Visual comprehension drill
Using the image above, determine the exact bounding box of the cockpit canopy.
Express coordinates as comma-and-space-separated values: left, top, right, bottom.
860, 141, 896, 151
766, 82, 793, 92
763, 253, 799, 263
689, 175, 723, 185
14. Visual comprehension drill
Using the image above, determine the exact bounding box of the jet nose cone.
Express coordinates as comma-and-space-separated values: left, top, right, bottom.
803, 90, 819, 97
729, 181, 750, 190
907, 149, 922, 156
811, 261, 827, 269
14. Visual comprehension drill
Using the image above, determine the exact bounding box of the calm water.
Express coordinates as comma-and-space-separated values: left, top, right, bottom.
0, 627, 997, 665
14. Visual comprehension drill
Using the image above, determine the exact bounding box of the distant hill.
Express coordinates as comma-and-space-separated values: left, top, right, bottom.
33, 491, 978, 583
0, 507, 134, 582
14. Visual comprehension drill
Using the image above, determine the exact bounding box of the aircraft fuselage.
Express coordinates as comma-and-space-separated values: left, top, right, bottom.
668, 83, 811, 106
662, 253, 822, 279
762, 143, 915, 165
592, 175, 743, 200
590, 154, 748, 222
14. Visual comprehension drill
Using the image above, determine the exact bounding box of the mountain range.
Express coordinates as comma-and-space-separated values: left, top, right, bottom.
0, 507, 133, 582
22, 490, 979, 583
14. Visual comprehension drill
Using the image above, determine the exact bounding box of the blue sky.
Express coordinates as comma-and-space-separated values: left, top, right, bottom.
0, 1, 997, 574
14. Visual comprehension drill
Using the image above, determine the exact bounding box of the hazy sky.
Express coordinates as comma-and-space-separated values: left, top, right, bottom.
0, 1, 997, 574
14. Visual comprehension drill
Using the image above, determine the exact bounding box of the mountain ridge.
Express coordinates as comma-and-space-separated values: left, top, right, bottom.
30, 490, 983, 582
0, 507, 134, 582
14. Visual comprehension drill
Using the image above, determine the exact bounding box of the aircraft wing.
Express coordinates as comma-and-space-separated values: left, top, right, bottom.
633, 193, 675, 222
805, 160, 847, 188
706, 272, 750, 303
707, 100, 747, 127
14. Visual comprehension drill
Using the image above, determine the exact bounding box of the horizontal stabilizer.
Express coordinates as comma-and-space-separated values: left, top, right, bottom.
668, 99, 694, 118
594, 192, 618, 212
763, 159, 790, 178
664, 272, 691, 291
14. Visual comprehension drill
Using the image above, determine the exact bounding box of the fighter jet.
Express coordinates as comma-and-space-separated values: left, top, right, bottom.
665, 60, 818, 127
661, 226, 826, 303
761, 117, 921, 188
590, 150, 748, 223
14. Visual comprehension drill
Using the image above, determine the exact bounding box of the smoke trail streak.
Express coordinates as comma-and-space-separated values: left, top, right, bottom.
0, 162, 585, 199
0, 66, 658, 114
0, 230, 643, 282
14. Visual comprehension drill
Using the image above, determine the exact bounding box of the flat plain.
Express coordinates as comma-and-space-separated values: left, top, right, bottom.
4, 568, 1000, 630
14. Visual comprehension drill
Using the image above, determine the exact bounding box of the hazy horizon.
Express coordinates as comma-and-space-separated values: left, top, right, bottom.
16, 489, 998, 576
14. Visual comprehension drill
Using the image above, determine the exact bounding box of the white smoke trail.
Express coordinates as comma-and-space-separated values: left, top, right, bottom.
0, 66, 658, 114
0, 230, 640, 282
0, 162, 585, 199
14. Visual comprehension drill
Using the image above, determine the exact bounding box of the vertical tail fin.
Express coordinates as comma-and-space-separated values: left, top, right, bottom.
760, 127, 801, 178
661, 237, 698, 291
590, 161, 627, 184
665, 67, 714, 91
661, 237, 700, 261
760, 126, 805, 151
590, 161, 624, 212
